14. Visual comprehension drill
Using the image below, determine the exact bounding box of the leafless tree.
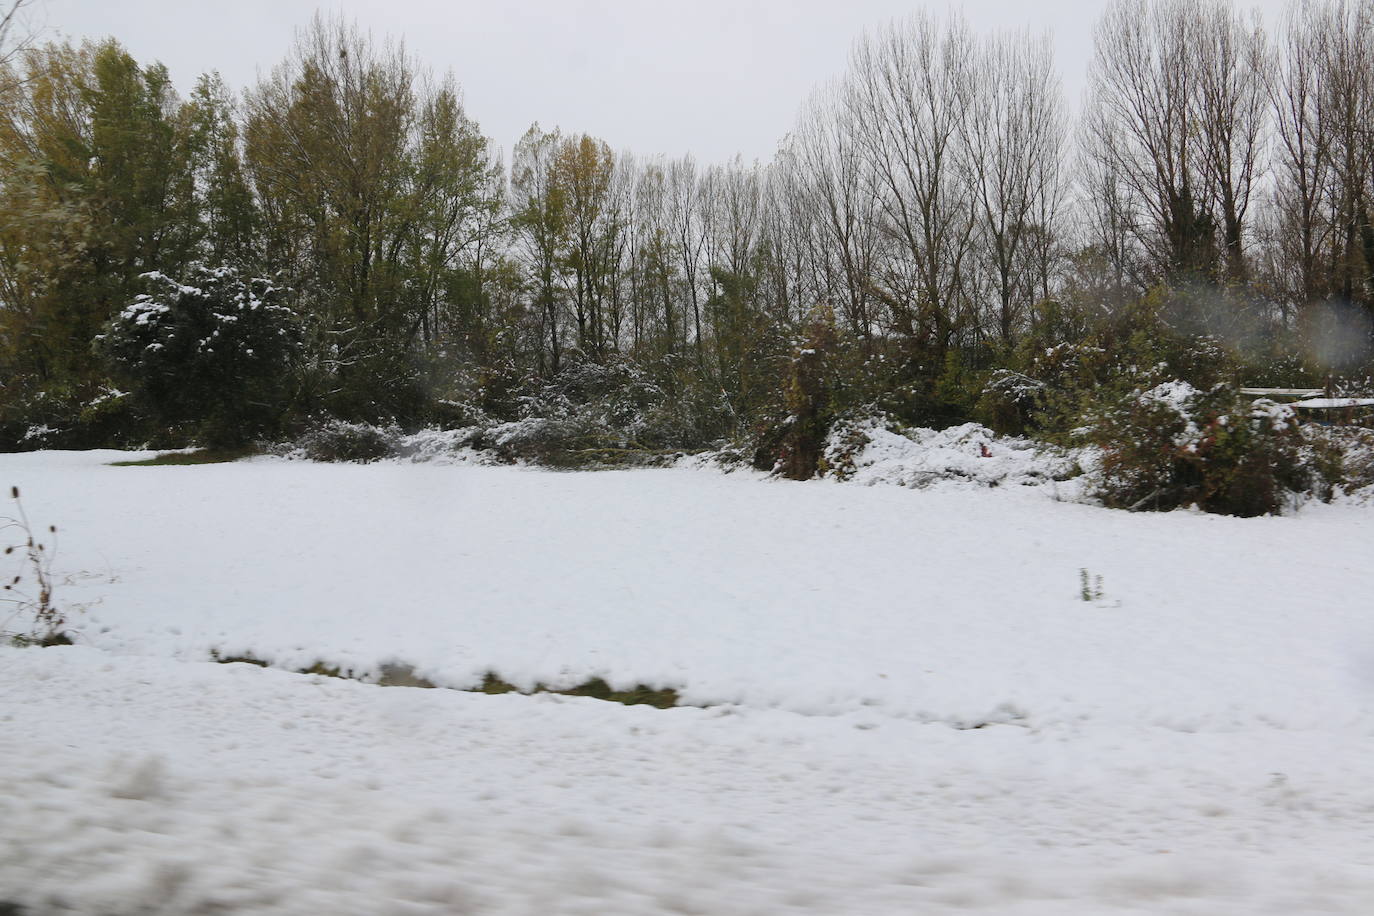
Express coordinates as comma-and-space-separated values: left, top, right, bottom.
700, 157, 762, 380
667, 155, 709, 361
0, 0, 35, 64
962, 29, 1066, 343
846, 13, 976, 356
627, 155, 678, 356
704, 157, 761, 282
0, 0, 38, 100
1085, 0, 1213, 281
1193, 2, 1271, 283
1268, 0, 1337, 310
1315, 0, 1374, 304
1085, 0, 1272, 287
790, 84, 883, 347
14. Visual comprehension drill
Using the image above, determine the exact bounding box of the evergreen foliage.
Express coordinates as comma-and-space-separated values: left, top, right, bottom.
97, 265, 300, 446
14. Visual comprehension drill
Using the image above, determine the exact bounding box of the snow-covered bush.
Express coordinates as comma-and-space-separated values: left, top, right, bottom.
474, 356, 730, 464
97, 264, 301, 446
477, 415, 612, 464
819, 411, 1079, 491
0, 382, 144, 452
1303, 425, 1374, 498
286, 355, 729, 468
1084, 381, 1330, 516
392, 427, 490, 464
296, 419, 399, 463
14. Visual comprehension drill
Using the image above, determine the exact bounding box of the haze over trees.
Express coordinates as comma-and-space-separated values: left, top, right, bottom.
1, 1, 1373, 477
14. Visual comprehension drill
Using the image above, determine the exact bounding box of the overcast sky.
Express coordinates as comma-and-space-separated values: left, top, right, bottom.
37, 0, 1293, 165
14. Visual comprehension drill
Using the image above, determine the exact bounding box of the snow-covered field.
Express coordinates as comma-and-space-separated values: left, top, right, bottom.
3, 449, 1374, 914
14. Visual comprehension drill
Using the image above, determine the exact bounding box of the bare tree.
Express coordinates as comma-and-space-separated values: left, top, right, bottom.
1268, 0, 1337, 311
667, 155, 708, 361
0, 0, 35, 66
962, 29, 1066, 343
1192, 1, 1271, 283
846, 13, 976, 356
602, 151, 635, 353
704, 156, 761, 281
0, 0, 39, 104
790, 84, 882, 348
763, 140, 827, 332
1076, 113, 1147, 298
550, 133, 617, 359
1316, 0, 1374, 304
701, 157, 762, 381
1085, 0, 1273, 288
628, 155, 678, 356
1085, 0, 1215, 281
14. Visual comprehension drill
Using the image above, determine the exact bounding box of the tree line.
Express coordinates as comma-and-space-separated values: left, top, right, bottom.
2, 1, 1373, 464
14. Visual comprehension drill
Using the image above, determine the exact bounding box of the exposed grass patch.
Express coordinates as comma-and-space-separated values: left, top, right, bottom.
8, 631, 74, 648
479, 671, 520, 694
210, 652, 682, 708
556, 677, 680, 708
110, 447, 255, 467
209, 649, 267, 667
481, 672, 680, 708
300, 660, 346, 678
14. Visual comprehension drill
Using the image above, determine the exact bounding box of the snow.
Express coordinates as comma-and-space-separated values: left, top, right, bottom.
1140, 380, 1207, 450
822, 417, 1083, 493
1293, 398, 1374, 409
1141, 379, 1199, 413
116, 297, 172, 326
3, 450, 1374, 914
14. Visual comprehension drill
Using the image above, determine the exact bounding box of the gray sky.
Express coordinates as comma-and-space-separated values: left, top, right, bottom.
38, 0, 1292, 164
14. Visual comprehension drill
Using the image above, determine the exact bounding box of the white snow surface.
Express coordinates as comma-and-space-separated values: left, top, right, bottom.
821, 418, 1084, 493
3, 449, 1374, 914
1294, 397, 1374, 409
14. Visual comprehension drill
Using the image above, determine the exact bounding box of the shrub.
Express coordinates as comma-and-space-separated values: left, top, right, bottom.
97, 264, 302, 447
481, 356, 734, 464
1303, 425, 1374, 495
764, 307, 838, 480
296, 419, 398, 463
0, 381, 152, 452
484, 415, 618, 465
977, 369, 1046, 436
1085, 381, 1328, 516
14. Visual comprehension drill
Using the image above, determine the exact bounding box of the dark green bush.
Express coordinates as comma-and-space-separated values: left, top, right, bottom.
0, 381, 154, 451
1085, 381, 1329, 516
97, 264, 302, 447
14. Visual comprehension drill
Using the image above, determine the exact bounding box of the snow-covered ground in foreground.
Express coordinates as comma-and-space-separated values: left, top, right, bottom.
2, 450, 1374, 914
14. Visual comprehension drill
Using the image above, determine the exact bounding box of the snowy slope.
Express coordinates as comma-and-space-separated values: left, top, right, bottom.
2, 450, 1374, 914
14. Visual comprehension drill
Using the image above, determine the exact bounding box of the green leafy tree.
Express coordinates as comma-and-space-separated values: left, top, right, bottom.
183, 72, 258, 267
0, 39, 193, 391
243, 17, 502, 420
